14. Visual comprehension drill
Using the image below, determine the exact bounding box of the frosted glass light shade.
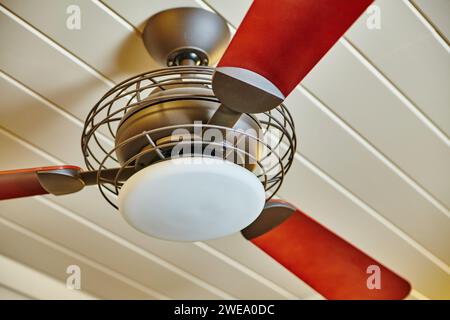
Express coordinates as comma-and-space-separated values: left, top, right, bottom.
118, 157, 266, 241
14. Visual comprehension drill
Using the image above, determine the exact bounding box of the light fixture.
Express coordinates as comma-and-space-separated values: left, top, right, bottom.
118, 157, 266, 241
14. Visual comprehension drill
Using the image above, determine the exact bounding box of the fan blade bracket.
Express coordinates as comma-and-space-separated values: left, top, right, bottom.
36, 166, 85, 195
216, 0, 374, 99
241, 200, 295, 240
212, 67, 285, 114
38, 166, 137, 194
0, 165, 83, 200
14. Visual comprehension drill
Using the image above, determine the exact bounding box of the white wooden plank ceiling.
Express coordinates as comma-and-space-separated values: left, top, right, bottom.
0, 0, 449, 299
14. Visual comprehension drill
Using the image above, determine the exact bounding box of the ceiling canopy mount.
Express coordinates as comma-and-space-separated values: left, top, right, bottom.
142, 7, 231, 67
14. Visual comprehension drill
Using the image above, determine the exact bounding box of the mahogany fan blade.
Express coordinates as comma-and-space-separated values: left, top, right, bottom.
219, 0, 373, 96
0, 166, 80, 200
243, 201, 411, 300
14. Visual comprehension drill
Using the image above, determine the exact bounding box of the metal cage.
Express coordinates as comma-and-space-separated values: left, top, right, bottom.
81, 66, 296, 209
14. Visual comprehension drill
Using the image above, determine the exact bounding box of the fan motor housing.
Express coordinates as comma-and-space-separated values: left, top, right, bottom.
115, 86, 262, 170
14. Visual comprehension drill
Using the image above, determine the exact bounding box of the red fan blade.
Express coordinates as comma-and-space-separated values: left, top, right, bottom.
242, 201, 411, 300
0, 165, 82, 200
219, 0, 373, 96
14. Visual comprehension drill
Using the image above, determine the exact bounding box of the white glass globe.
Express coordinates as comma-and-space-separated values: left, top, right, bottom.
118, 157, 266, 241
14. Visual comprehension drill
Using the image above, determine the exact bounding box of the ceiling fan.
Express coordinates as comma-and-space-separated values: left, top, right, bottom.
0, 0, 411, 299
